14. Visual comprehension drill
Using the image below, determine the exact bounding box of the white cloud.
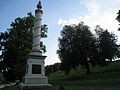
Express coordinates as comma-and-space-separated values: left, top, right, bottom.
81, 0, 119, 36
58, 18, 81, 26
58, 0, 120, 40
84, 0, 100, 16
82, 9, 118, 31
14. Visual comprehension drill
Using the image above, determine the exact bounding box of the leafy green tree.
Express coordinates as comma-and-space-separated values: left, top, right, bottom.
0, 12, 48, 81
45, 63, 60, 75
95, 26, 119, 65
57, 22, 119, 75
57, 22, 96, 74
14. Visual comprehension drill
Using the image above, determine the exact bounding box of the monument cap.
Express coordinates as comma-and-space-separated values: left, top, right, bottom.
37, 1, 42, 9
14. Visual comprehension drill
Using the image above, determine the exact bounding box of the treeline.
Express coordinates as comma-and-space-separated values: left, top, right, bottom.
45, 63, 60, 75
57, 23, 120, 75
56, 10, 120, 75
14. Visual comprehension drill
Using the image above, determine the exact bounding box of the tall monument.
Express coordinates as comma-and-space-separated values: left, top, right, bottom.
20, 1, 51, 90
32, 0, 43, 52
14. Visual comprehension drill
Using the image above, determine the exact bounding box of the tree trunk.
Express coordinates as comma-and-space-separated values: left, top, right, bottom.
85, 62, 90, 74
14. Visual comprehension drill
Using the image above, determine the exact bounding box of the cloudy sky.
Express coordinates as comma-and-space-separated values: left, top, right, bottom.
0, 0, 120, 65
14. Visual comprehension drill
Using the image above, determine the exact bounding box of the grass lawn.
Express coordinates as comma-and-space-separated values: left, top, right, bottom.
1, 79, 120, 90
49, 61, 120, 90
52, 78, 120, 90
1, 61, 120, 90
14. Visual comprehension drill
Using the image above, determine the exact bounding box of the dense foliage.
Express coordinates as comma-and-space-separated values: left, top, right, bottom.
95, 26, 120, 64
57, 22, 120, 74
45, 63, 60, 75
0, 13, 47, 81
57, 22, 96, 74
116, 10, 120, 31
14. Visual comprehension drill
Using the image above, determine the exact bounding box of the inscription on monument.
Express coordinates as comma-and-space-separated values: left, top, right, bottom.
32, 64, 41, 74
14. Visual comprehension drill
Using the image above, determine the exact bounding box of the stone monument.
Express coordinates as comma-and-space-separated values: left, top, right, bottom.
19, 1, 51, 90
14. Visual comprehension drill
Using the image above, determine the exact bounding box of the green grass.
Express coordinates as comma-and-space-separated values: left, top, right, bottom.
49, 61, 120, 81
48, 61, 120, 90
0, 85, 18, 90
50, 78, 120, 90
1, 61, 120, 90
1, 79, 120, 90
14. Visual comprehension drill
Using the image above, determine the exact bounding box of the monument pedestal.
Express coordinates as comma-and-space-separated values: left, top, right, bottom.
19, 52, 52, 90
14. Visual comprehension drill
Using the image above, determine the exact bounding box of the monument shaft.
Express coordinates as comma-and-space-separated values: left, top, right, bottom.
32, 5, 43, 51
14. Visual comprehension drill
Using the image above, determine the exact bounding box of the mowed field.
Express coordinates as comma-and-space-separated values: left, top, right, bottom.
1, 61, 120, 90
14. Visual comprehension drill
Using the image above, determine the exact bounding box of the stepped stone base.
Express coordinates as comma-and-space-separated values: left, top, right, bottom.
22, 75, 48, 84
19, 83, 52, 90
19, 74, 52, 90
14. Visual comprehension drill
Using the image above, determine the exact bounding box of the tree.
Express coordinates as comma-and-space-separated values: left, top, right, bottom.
95, 26, 120, 65
57, 22, 120, 75
57, 22, 96, 74
0, 73, 5, 84
45, 63, 60, 75
0, 12, 48, 81
116, 10, 120, 31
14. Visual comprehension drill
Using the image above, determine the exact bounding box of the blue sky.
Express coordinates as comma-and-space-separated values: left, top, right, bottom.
0, 0, 120, 65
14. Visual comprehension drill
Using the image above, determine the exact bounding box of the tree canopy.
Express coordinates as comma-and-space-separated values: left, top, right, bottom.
95, 26, 119, 60
57, 23, 120, 75
57, 22, 96, 74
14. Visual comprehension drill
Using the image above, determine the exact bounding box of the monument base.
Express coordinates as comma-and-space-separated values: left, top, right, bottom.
19, 83, 52, 90
23, 75, 49, 84
19, 75, 52, 90
19, 51, 52, 90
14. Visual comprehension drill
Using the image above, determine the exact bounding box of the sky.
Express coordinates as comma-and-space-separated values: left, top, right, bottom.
0, 0, 120, 65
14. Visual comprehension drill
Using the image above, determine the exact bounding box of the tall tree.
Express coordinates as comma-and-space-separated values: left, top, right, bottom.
0, 13, 48, 81
95, 26, 119, 64
57, 22, 96, 74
